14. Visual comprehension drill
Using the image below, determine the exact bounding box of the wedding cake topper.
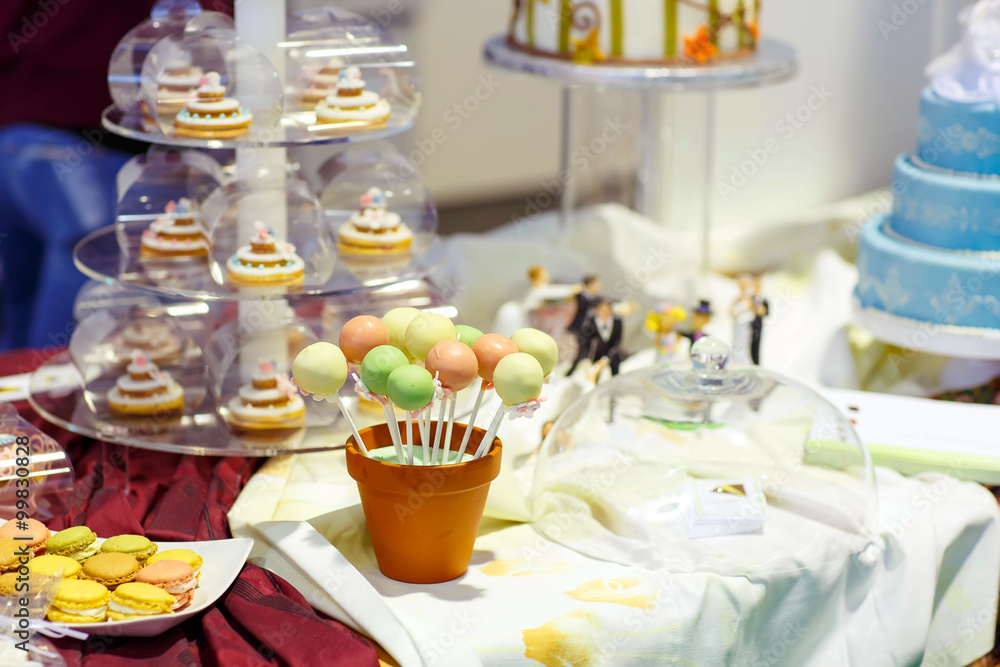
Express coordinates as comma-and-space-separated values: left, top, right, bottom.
927, 0, 1000, 102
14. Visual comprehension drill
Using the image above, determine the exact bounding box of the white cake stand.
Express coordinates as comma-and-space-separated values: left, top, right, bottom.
27, 1, 447, 459
853, 300, 1000, 360
483, 36, 797, 276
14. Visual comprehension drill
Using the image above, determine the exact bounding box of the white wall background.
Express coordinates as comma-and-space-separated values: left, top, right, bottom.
370, 0, 969, 229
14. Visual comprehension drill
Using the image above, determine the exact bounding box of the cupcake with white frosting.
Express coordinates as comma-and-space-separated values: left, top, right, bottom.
315, 66, 391, 126
337, 187, 412, 257
174, 72, 253, 138
226, 361, 305, 432
227, 222, 305, 287
107, 351, 185, 419
140, 198, 210, 259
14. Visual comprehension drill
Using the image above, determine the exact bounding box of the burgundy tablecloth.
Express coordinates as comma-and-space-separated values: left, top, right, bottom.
2, 348, 379, 667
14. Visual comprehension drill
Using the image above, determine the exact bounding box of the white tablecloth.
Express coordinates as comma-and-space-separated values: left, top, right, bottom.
229, 205, 1000, 666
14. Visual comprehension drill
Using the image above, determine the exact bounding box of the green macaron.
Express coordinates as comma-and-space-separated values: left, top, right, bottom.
47, 526, 99, 563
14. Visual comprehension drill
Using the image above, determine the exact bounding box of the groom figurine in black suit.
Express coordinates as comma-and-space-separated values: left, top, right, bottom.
565, 275, 602, 376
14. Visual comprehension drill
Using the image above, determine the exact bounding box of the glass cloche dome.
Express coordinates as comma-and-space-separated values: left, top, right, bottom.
532, 337, 878, 576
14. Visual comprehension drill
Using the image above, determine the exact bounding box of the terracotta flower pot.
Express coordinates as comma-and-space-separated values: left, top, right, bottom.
346, 422, 502, 584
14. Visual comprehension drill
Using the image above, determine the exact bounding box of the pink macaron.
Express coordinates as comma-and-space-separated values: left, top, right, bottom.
136, 559, 196, 610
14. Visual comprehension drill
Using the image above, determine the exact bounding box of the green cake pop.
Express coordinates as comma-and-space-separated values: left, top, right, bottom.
511, 328, 559, 376
454, 324, 484, 347
360, 345, 409, 396
386, 365, 436, 411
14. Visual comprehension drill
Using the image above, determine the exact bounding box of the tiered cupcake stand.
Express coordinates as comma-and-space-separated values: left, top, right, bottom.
483, 36, 796, 275
27, 2, 450, 457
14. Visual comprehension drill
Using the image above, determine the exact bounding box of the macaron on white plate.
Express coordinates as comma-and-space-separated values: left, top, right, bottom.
59, 537, 252, 637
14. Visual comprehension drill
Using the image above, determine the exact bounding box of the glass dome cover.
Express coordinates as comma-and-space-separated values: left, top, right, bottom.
532, 337, 878, 576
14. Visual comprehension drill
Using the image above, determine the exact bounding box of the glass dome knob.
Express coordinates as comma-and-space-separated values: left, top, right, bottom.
690, 336, 730, 371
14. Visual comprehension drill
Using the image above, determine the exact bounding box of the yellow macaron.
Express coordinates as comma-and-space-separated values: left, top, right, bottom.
47, 579, 110, 623
107, 582, 175, 620
27, 554, 81, 580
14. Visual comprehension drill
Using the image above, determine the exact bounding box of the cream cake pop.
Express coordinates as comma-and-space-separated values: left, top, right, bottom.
386, 365, 435, 465
476, 352, 546, 459
382, 307, 421, 361
404, 313, 456, 362
404, 313, 456, 446
511, 328, 559, 376
291, 342, 366, 455
457, 333, 519, 460
359, 344, 410, 460
425, 339, 479, 465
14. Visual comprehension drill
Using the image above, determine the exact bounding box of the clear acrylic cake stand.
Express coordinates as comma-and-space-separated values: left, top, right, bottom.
483, 36, 797, 276
27, 0, 446, 463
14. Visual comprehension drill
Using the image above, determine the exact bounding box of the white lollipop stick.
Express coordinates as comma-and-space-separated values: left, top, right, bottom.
382, 401, 405, 463
475, 404, 506, 459
335, 395, 367, 456
457, 382, 486, 459
406, 412, 415, 465
419, 406, 431, 465
444, 394, 458, 462
431, 397, 447, 465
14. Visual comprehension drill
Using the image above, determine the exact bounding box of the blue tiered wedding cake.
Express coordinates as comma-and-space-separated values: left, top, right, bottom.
854, 2, 1000, 358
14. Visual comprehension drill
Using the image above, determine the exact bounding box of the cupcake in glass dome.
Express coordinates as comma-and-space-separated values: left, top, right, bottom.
140, 198, 210, 259
337, 187, 412, 258
107, 351, 185, 420
302, 59, 344, 106
174, 72, 253, 139
226, 360, 305, 433
315, 66, 390, 126
154, 55, 204, 118
227, 222, 305, 287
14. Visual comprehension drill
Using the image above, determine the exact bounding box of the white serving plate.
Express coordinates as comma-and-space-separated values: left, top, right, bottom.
62, 537, 253, 637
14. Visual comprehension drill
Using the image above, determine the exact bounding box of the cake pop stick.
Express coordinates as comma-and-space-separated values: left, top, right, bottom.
292, 343, 367, 455
360, 345, 410, 460
444, 395, 459, 460
425, 339, 479, 464
386, 365, 435, 465
455, 383, 486, 461
459, 334, 518, 458
475, 352, 545, 459
432, 397, 447, 464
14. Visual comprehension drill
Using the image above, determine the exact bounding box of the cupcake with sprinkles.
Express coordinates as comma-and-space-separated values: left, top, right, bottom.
174, 71, 253, 139
227, 222, 305, 287
226, 360, 306, 432
107, 351, 185, 419
140, 198, 210, 259
315, 66, 391, 127
337, 187, 413, 258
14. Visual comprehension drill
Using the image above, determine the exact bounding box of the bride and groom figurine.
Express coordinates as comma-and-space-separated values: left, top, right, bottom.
565, 275, 639, 382
732, 274, 769, 366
